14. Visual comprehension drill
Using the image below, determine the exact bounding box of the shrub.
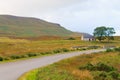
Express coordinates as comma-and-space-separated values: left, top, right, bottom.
9, 54, 30, 60
44, 52, 52, 54
99, 72, 107, 78
79, 63, 96, 71
53, 49, 61, 53
67, 37, 75, 40
0, 56, 4, 61
80, 62, 120, 80
20, 55, 29, 58
114, 47, 120, 51
109, 71, 120, 79
10, 55, 21, 59
79, 62, 116, 72
96, 62, 116, 72
61, 48, 69, 52
40, 52, 45, 55
94, 71, 120, 80
4, 57, 10, 60
106, 48, 113, 52
82, 48, 87, 50
88, 46, 100, 49
93, 72, 109, 80
27, 53, 37, 57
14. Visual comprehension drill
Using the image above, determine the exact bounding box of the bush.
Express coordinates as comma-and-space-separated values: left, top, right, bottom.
82, 48, 87, 50
99, 72, 107, 78
4, 57, 10, 60
109, 71, 120, 79
10, 55, 21, 59
94, 71, 120, 80
96, 62, 116, 72
45, 52, 52, 54
61, 48, 69, 52
79, 63, 96, 71
79, 62, 116, 72
93, 71, 109, 80
20, 55, 29, 58
88, 46, 100, 49
79, 62, 120, 80
67, 37, 75, 40
0, 56, 4, 61
53, 49, 61, 53
40, 52, 45, 55
114, 47, 120, 51
106, 48, 113, 52
27, 53, 37, 57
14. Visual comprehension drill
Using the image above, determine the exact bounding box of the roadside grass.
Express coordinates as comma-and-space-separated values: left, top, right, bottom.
0, 37, 113, 62
18, 69, 38, 80
18, 64, 77, 80
19, 49, 120, 80
36, 65, 76, 80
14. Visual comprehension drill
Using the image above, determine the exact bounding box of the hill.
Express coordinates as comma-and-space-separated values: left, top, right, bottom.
0, 15, 73, 37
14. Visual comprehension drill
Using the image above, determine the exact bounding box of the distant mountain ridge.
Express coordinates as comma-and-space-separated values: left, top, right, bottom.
71, 32, 93, 37
0, 15, 92, 38
0, 15, 73, 37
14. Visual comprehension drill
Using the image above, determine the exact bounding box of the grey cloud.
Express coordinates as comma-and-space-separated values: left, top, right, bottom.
0, 0, 85, 15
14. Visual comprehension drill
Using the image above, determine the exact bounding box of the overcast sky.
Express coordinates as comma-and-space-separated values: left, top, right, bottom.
0, 0, 120, 35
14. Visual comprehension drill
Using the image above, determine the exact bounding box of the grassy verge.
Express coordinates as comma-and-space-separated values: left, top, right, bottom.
0, 43, 102, 63
18, 64, 77, 80
0, 47, 100, 63
18, 69, 39, 80
19, 48, 120, 80
0, 48, 71, 63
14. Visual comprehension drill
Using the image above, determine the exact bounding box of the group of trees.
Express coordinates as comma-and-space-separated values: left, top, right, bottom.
93, 26, 116, 42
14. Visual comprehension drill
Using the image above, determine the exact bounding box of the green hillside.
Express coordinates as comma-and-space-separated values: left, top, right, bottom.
0, 15, 73, 37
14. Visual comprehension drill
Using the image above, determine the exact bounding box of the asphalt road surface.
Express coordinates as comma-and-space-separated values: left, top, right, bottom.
0, 49, 105, 80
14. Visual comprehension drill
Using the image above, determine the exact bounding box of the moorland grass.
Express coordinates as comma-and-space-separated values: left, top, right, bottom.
0, 37, 111, 62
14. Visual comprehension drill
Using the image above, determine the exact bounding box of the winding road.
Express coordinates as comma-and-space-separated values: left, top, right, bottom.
0, 49, 105, 80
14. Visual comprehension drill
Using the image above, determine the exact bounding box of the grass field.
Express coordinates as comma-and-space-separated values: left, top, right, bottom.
19, 48, 120, 80
0, 37, 119, 62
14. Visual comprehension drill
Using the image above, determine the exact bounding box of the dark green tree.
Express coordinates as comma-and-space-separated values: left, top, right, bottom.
93, 26, 116, 42
93, 26, 107, 41
106, 27, 116, 41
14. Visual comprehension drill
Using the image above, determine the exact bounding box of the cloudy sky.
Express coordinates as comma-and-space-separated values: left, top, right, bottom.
0, 0, 120, 35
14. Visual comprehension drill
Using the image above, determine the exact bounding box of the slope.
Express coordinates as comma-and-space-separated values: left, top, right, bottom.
0, 15, 73, 37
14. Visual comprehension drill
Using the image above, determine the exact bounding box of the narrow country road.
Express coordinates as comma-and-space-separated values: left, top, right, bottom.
0, 49, 105, 80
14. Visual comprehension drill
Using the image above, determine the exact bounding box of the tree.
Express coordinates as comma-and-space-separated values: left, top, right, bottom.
106, 27, 116, 41
93, 26, 116, 42
93, 26, 107, 41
